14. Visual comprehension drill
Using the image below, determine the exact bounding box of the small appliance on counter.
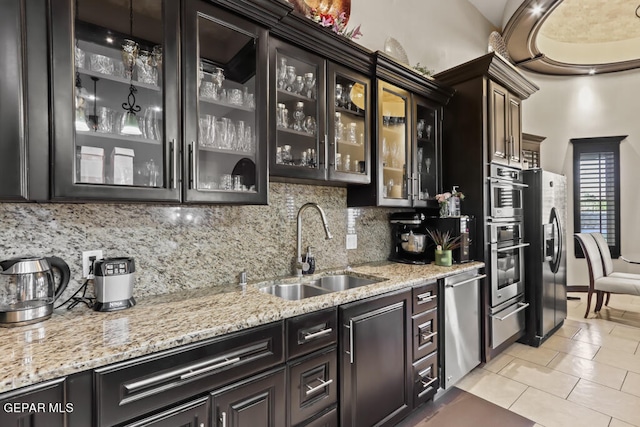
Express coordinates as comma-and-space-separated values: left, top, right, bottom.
0, 256, 71, 327
389, 212, 429, 264
93, 257, 136, 312
390, 212, 476, 264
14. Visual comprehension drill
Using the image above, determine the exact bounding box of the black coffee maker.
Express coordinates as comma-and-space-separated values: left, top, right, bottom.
389, 212, 430, 264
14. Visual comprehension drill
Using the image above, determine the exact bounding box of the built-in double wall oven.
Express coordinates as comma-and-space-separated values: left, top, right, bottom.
487, 164, 529, 351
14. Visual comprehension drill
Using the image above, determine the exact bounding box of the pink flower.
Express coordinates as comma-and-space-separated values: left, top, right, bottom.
320, 14, 334, 27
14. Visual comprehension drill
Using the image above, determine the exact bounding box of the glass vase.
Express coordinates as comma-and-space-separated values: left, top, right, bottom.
435, 249, 452, 267
439, 202, 449, 218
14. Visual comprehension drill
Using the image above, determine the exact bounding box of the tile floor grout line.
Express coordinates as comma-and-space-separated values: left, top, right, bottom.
506, 384, 530, 411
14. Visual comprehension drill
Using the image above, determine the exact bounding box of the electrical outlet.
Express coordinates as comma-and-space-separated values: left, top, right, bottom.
346, 234, 358, 250
82, 250, 103, 278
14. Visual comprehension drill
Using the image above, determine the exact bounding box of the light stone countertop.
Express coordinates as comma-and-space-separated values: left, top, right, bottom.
0, 261, 483, 395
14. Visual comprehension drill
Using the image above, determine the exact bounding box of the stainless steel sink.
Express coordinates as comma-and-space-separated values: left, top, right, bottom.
311, 274, 383, 292
259, 283, 332, 301
259, 274, 386, 301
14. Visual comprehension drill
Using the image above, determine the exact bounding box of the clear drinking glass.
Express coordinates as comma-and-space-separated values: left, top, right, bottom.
285, 66, 296, 91
335, 84, 343, 107
293, 102, 305, 131
277, 57, 288, 89
303, 72, 315, 98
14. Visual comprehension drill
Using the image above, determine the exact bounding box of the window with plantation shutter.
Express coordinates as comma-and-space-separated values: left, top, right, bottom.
571, 136, 624, 258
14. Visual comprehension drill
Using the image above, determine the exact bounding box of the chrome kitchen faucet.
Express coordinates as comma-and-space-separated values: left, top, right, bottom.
295, 203, 332, 276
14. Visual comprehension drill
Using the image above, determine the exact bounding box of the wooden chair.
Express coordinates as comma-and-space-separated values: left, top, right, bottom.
574, 233, 640, 318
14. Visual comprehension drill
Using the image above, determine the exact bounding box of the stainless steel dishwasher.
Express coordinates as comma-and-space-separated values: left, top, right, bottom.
442, 270, 486, 389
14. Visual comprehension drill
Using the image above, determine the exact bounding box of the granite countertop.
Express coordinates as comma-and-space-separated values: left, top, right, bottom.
0, 261, 483, 394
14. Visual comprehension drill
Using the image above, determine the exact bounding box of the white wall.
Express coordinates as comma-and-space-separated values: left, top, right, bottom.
521, 69, 640, 285
349, 0, 495, 73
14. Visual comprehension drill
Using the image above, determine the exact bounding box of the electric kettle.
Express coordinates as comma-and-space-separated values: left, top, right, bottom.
0, 256, 71, 327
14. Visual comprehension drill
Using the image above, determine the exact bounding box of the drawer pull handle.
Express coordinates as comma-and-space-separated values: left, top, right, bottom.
491, 302, 530, 321
220, 411, 227, 427
303, 328, 333, 341
417, 293, 436, 303
420, 376, 438, 390
179, 357, 241, 381
421, 331, 437, 341
305, 377, 334, 396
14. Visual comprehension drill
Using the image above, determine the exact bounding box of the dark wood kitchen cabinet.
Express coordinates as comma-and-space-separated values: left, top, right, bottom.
269, 38, 372, 185
488, 80, 523, 168
124, 397, 209, 427
49, 0, 280, 204
434, 53, 537, 361
0, 0, 49, 201
210, 368, 286, 427
0, 378, 65, 427
347, 52, 454, 208
339, 289, 412, 427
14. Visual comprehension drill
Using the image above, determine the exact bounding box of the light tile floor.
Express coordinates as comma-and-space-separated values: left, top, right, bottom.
457, 293, 640, 427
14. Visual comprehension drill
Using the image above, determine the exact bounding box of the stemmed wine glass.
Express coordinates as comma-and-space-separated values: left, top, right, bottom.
335, 84, 343, 108
341, 83, 353, 110
121, 39, 139, 80
211, 67, 225, 100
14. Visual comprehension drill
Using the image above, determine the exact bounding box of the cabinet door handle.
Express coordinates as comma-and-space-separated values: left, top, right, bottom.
179, 357, 241, 381
170, 139, 177, 189
345, 320, 354, 364
189, 141, 195, 189
495, 243, 529, 253
305, 377, 334, 396
417, 173, 422, 200
421, 331, 437, 341
220, 411, 227, 427
445, 274, 487, 288
303, 328, 333, 341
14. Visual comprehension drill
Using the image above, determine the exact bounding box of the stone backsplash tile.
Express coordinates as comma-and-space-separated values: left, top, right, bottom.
0, 183, 397, 298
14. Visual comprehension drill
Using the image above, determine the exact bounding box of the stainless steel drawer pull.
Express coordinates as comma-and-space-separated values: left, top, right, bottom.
445, 274, 487, 288
303, 328, 333, 341
179, 357, 241, 381
421, 331, 437, 341
488, 178, 529, 188
492, 302, 530, 321
416, 292, 436, 303
305, 377, 334, 396
420, 376, 437, 389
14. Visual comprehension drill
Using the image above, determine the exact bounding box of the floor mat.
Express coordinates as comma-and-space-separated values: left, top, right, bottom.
397, 387, 535, 427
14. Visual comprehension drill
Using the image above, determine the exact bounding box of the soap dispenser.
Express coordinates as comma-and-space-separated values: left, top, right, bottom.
449, 186, 461, 217
303, 246, 316, 275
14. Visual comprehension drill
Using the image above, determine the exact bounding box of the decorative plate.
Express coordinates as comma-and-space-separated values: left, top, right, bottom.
383, 37, 410, 65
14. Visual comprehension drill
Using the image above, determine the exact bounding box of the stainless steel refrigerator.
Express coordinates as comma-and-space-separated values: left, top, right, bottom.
522, 169, 567, 347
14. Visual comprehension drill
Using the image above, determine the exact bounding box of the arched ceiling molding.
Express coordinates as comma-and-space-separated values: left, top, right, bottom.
502, 0, 640, 75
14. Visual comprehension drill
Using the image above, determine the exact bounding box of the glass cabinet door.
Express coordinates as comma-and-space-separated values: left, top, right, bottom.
328, 63, 371, 183
183, 0, 268, 204
378, 81, 411, 206
414, 97, 439, 207
269, 39, 326, 180
51, 0, 180, 201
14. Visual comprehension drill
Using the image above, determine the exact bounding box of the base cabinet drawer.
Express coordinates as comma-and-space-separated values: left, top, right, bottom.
412, 281, 438, 314
95, 322, 283, 427
288, 347, 337, 426
413, 308, 438, 361
123, 396, 209, 427
0, 378, 65, 427
286, 308, 337, 360
413, 351, 439, 408
211, 367, 286, 427
300, 406, 338, 427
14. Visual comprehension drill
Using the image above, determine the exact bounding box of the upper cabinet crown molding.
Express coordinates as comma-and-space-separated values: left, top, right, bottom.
375, 52, 455, 106
434, 52, 539, 100
213, 0, 292, 28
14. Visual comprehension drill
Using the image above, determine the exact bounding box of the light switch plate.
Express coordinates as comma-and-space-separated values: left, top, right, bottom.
346, 234, 357, 250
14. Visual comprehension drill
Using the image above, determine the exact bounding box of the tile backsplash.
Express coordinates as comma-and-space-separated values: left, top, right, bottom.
0, 183, 397, 299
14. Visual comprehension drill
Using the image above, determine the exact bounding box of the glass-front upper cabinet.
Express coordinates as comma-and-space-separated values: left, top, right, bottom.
51, 0, 180, 201
269, 39, 326, 181
378, 80, 411, 207
182, 0, 267, 204
413, 96, 440, 207
328, 63, 371, 184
